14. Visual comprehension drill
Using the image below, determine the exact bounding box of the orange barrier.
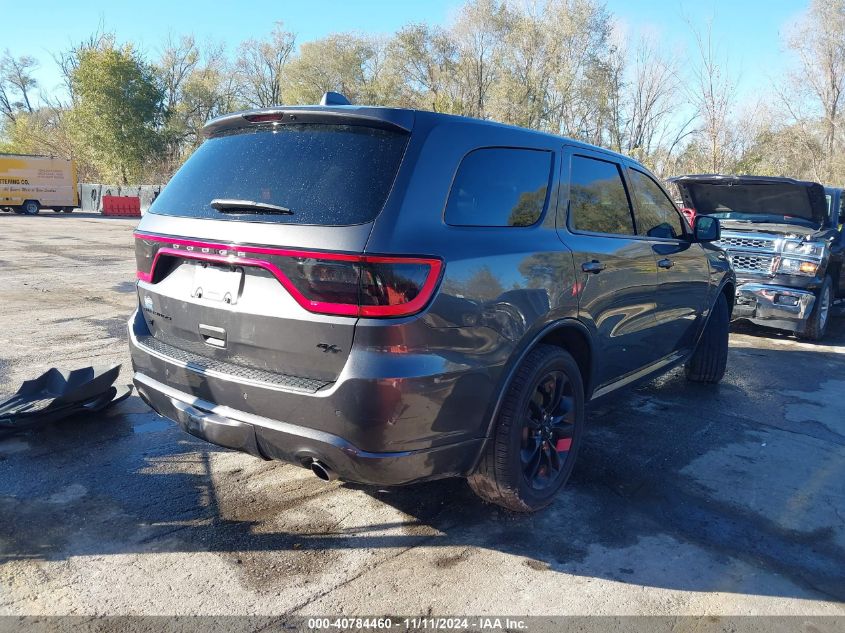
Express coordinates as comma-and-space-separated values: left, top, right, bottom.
102, 195, 141, 217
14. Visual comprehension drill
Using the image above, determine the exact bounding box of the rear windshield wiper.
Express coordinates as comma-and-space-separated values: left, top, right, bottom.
210, 198, 293, 215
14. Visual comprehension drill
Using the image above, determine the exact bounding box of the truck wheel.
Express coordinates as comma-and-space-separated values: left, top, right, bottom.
22, 200, 40, 215
800, 275, 833, 342
685, 291, 729, 383
468, 344, 585, 512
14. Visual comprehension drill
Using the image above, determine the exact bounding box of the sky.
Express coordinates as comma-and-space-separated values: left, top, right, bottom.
2, 0, 806, 106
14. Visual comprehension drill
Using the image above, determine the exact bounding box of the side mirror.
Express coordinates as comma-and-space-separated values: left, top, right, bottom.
693, 215, 720, 242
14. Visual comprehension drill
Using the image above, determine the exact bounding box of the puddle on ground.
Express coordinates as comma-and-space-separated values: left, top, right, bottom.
0, 438, 31, 455
47, 483, 88, 504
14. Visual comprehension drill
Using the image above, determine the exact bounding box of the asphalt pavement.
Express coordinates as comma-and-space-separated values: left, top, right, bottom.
1, 214, 843, 619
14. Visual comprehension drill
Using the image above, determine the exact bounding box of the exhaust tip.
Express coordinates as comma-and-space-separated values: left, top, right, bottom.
310, 459, 337, 482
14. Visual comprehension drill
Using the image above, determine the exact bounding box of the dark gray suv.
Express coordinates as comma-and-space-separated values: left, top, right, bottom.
129, 102, 734, 511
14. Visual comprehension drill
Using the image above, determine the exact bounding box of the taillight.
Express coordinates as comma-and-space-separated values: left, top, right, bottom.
278, 255, 442, 317
359, 258, 441, 317
134, 233, 442, 318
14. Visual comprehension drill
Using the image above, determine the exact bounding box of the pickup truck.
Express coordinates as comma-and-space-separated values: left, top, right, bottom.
669, 175, 844, 340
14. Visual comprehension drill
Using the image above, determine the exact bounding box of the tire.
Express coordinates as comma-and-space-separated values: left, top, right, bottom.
468, 344, 585, 512
685, 291, 729, 383
799, 275, 834, 342
22, 200, 40, 215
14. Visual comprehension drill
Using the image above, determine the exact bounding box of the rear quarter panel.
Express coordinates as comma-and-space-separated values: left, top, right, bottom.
362, 118, 579, 441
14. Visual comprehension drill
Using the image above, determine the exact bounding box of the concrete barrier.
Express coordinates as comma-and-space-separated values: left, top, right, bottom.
79, 184, 102, 212
78, 183, 163, 214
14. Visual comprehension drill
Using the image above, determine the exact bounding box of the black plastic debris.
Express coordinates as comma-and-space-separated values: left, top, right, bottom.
0, 364, 131, 431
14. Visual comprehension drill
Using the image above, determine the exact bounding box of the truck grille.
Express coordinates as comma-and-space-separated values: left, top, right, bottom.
729, 254, 775, 274
135, 335, 331, 393
716, 235, 776, 250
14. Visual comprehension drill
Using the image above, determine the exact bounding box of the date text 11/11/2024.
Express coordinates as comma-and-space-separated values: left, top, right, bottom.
306, 617, 529, 630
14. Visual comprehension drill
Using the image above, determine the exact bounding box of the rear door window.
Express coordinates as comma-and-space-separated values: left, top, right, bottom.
149, 124, 409, 225
567, 155, 636, 235
445, 148, 553, 227
628, 168, 685, 239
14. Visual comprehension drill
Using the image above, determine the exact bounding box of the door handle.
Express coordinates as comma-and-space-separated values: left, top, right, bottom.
657, 258, 674, 269
581, 260, 606, 274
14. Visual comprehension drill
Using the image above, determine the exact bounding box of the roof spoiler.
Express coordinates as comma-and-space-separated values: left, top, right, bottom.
202, 101, 413, 137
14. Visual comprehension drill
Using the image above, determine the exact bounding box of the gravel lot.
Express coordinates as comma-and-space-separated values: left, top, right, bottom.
1, 214, 844, 619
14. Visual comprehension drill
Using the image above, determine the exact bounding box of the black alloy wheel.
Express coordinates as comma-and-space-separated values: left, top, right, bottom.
521, 369, 576, 490
468, 344, 585, 512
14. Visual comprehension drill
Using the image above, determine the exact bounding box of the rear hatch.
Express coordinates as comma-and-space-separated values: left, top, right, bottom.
133, 112, 436, 386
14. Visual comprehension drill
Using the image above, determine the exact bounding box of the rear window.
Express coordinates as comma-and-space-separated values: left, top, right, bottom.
149, 124, 409, 225
444, 148, 552, 227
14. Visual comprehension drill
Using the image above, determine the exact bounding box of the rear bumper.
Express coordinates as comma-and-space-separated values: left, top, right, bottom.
733, 283, 816, 332
134, 372, 481, 485
128, 309, 487, 485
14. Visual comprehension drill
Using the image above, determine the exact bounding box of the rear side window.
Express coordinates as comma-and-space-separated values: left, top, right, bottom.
149, 124, 409, 225
445, 148, 552, 227
628, 168, 685, 239
568, 155, 635, 235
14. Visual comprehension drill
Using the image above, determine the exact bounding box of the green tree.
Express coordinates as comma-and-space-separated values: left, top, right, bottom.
156, 37, 242, 176
65, 43, 164, 184
282, 33, 400, 106
386, 24, 463, 112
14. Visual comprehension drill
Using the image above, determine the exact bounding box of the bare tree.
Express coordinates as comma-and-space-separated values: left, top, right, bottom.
624, 36, 682, 157
785, 0, 845, 180
0, 74, 16, 123
686, 17, 737, 173
236, 22, 295, 107
54, 28, 115, 106
159, 34, 200, 113
0, 51, 39, 119
453, 0, 510, 118
542, 0, 612, 141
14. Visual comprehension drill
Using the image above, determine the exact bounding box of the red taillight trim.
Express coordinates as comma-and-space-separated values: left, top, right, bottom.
134, 232, 442, 318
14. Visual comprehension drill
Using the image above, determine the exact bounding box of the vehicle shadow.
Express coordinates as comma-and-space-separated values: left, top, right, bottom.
1, 339, 844, 603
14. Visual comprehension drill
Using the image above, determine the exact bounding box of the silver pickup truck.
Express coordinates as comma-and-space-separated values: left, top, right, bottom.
669, 175, 845, 341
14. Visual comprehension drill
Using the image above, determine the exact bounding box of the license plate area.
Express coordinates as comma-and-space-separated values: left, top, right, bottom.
191, 264, 243, 305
